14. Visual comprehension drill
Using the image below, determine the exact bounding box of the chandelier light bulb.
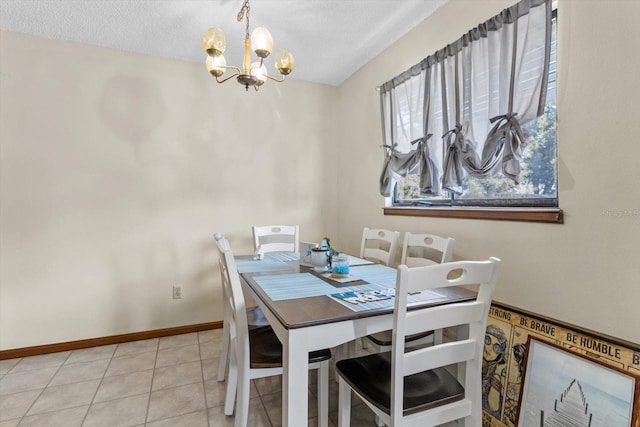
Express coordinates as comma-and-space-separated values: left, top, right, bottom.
202, 27, 226, 55
250, 27, 274, 58
275, 49, 295, 75
250, 62, 268, 84
206, 53, 227, 77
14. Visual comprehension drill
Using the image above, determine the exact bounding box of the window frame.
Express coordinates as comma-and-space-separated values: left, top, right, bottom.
385, 8, 560, 223
383, 205, 563, 223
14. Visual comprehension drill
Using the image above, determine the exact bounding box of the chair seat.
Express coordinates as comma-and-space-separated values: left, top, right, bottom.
335, 352, 464, 416
367, 330, 434, 347
249, 326, 332, 369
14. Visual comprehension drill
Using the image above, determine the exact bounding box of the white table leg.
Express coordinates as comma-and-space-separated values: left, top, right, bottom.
282, 329, 309, 427
338, 376, 351, 427
317, 361, 329, 427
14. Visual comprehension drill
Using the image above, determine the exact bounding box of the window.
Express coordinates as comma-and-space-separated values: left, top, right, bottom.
394, 14, 557, 209
380, 2, 561, 223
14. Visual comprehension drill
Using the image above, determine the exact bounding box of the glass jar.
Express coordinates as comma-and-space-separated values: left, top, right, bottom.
331, 255, 350, 277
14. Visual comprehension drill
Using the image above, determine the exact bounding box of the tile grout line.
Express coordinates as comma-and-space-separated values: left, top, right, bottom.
15, 350, 73, 424
4, 331, 388, 426
142, 335, 208, 425
143, 338, 161, 426
256, 383, 276, 427
197, 331, 212, 427
0, 362, 20, 423
78, 345, 117, 427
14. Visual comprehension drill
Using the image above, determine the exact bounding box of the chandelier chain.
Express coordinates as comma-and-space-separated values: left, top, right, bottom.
237, 0, 251, 39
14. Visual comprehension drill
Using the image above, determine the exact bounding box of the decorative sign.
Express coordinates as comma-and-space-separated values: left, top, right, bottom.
482, 302, 640, 427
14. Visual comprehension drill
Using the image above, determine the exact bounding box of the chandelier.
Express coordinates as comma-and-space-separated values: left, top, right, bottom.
202, 0, 295, 91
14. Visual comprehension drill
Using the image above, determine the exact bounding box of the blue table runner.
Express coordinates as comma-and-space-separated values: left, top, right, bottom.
235, 258, 296, 274
253, 273, 339, 301
251, 265, 449, 313
348, 264, 397, 286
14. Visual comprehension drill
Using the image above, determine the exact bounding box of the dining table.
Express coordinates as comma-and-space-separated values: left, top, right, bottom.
235, 252, 476, 427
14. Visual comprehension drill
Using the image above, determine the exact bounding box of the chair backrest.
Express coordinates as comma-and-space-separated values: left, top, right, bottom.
214, 232, 230, 252
400, 232, 455, 267
390, 257, 500, 423
214, 234, 250, 369
252, 225, 299, 253
359, 227, 400, 266
214, 233, 231, 306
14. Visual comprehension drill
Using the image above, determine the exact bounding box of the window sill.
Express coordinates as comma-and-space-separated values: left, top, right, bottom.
383, 206, 563, 224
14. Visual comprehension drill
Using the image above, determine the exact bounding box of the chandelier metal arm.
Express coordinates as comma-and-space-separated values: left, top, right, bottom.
215, 66, 242, 84
265, 74, 286, 83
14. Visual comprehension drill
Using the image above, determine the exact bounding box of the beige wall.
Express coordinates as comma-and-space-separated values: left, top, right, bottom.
332, 0, 640, 344
2, 0, 639, 351
0, 31, 337, 350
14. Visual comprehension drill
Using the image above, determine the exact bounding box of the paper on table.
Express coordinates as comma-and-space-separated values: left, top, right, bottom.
329, 282, 449, 312
330, 289, 394, 304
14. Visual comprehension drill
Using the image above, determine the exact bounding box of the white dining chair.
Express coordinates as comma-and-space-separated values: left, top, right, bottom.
400, 232, 455, 267
354, 228, 401, 352
359, 227, 400, 266
215, 235, 331, 427
364, 232, 456, 351
336, 257, 500, 427
214, 233, 269, 382
252, 225, 299, 254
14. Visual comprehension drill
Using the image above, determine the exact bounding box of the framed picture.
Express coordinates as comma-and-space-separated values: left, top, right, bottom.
516, 336, 639, 427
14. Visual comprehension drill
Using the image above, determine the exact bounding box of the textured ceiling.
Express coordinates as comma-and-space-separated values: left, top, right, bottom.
0, 0, 447, 86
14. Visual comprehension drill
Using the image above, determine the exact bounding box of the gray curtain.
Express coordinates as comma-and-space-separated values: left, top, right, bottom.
379, 0, 552, 197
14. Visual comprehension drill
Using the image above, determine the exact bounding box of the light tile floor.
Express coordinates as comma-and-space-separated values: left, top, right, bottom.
0, 329, 401, 427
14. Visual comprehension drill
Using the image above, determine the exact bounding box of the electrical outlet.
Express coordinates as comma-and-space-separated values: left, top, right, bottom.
173, 285, 182, 299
